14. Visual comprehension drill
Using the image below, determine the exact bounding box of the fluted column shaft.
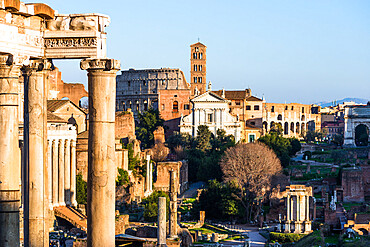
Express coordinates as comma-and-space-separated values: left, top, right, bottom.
169, 170, 178, 238
58, 139, 65, 206
52, 140, 58, 206
0, 54, 21, 247
70, 140, 77, 206
81, 58, 120, 247
64, 139, 71, 205
23, 59, 53, 247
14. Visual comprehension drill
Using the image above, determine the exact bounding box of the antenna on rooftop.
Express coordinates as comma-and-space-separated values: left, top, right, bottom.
198, 37, 200, 42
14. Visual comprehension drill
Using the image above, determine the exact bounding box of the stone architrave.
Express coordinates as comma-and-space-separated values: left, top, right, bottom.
157, 197, 167, 247
22, 59, 53, 247
80, 58, 120, 247
0, 54, 21, 247
169, 170, 178, 238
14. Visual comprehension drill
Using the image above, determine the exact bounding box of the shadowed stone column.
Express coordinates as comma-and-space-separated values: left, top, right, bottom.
64, 139, 71, 205
157, 197, 167, 247
58, 139, 65, 206
70, 140, 77, 207
0, 54, 21, 247
146, 155, 150, 193
80, 58, 120, 247
52, 140, 58, 206
23, 59, 53, 247
169, 170, 178, 238
47, 140, 52, 209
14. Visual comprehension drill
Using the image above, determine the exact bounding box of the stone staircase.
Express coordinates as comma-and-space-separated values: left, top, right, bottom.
54, 206, 87, 231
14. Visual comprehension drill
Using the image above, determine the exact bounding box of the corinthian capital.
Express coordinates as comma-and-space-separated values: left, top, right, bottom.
21, 59, 54, 76
80, 58, 120, 71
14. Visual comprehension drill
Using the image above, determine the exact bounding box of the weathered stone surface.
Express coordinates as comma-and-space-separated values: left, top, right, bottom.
81, 58, 120, 247
157, 197, 167, 246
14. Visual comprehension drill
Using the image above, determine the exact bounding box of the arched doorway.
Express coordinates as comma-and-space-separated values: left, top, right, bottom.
355, 124, 369, 146
263, 121, 268, 133
284, 122, 289, 135
290, 122, 295, 133
296, 122, 300, 134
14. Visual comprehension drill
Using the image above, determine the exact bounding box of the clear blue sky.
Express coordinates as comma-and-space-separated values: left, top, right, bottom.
31, 0, 369, 104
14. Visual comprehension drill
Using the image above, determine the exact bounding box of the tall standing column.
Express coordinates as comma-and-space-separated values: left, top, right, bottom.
70, 140, 77, 207
64, 139, 71, 205
23, 59, 53, 247
0, 54, 21, 247
58, 139, 65, 206
81, 58, 120, 247
146, 155, 151, 193
47, 140, 53, 209
169, 170, 178, 238
52, 140, 58, 206
157, 197, 167, 247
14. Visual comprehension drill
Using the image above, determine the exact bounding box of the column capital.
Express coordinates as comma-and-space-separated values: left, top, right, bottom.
80, 58, 120, 71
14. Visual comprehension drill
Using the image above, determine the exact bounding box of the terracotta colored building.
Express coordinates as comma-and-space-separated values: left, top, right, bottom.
190, 42, 207, 97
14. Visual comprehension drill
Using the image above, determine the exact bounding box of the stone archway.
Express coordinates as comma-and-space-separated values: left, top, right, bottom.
284, 122, 289, 135
355, 124, 369, 146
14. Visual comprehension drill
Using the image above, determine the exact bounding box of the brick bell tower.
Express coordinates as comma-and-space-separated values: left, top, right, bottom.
190, 42, 207, 97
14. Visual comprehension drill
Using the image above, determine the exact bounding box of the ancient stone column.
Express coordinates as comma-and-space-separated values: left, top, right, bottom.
0, 54, 21, 247
58, 139, 65, 206
23, 59, 53, 247
64, 139, 71, 205
149, 160, 153, 191
146, 155, 151, 193
169, 170, 178, 238
52, 139, 58, 206
70, 140, 77, 207
80, 58, 120, 247
157, 197, 167, 247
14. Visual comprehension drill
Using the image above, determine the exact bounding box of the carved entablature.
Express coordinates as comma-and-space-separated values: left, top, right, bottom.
44, 14, 110, 59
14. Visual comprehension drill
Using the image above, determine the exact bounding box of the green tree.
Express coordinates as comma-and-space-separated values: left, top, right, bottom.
116, 168, 129, 186
288, 138, 302, 156
196, 125, 212, 152
142, 191, 169, 222
332, 134, 344, 147
258, 132, 292, 167
166, 131, 193, 152
136, 108, 165, 149
76, 174, 87, 205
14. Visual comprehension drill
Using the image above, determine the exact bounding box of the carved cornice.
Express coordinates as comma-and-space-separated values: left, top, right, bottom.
21, 59, 54, 76
80, 58, 120, 71
44, 37, 98, 48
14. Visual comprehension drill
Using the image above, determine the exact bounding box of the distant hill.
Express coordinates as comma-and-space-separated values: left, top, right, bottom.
315, 98, 369, 107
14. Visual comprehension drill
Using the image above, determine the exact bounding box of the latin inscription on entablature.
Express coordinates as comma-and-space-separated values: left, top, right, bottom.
44, 37, 98, 48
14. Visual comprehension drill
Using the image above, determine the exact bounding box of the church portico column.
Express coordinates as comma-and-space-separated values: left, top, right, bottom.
52, 139, 58, 206
81, 58, 120, 247
64, 139, 71, 205
22, 59, 53, 247
0, 54, 21, 247
58, 139, 65, 206
70, 140, 77, 207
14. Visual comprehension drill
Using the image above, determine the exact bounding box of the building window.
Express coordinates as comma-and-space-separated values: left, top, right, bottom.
278, 114, 282, 120
184, 104, 190, 110
249, 134, 255, 143
143, 80, 147, 86
199, 65, 202, 71
254, 105, 260, 110
207, 113, 213, 123
194, 65, 197, 71
193, 53, 197, 59
136, 101, 139, 112
128, 81, 131, 87
144, 101, 148, 111
250, 121, 255, 126
291, 106, 294, 110
199, 53, 203, 59
122, 102, 126, 111
285, 106, 288, 110
161, 104, 165, 110
174, 94, 177, 97
302, 107, 305, 113
198, 77, 202, 83
128, 101, 132, 109
271, 106, 275, 112
173, 101, 178, 112
193, 77, 197, 83
235, 101, 241, 106
195, 47, 199, 52
246, 105, 251, 110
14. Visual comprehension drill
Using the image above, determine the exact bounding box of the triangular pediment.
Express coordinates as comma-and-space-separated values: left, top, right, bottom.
191, 92, 229, 103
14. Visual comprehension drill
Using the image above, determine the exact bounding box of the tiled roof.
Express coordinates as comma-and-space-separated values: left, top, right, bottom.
77, 130, 89, 139
190, 42, 206, 47
246, 96, 263, 102
47, 100, 69, 112
47, 111, 66, 123
213, 90, 250, 100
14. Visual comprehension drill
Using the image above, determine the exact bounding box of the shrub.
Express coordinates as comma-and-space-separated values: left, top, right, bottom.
270, 232, 306, 243
76, 174, 87, 205
116, 168, 129, 186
